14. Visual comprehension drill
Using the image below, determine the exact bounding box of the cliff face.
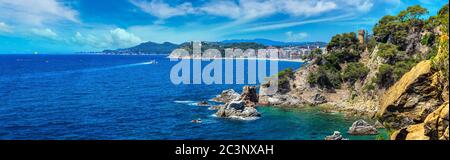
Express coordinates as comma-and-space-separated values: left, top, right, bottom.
377, 35, 449, 140
259, 46, 381, 117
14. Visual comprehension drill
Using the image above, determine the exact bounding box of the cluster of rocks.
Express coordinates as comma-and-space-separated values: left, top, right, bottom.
213, 86, 261, 119
215, 100, 261, 119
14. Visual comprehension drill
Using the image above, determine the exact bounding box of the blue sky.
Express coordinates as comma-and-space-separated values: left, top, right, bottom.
0, 0, 447, 53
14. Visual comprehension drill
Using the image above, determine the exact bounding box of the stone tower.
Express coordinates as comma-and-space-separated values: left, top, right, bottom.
358, 30, 365, 44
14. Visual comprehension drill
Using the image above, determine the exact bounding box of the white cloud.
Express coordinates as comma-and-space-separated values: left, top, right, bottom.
286, 31, 308, 41
0, 22, 11, 32
109, 28, 143, 47
199, 1, 242, 19
31, 28, 58, 39
240, 14, 353, 32
130, 0, 196, 19
72, 28, 143, 49
199, 0, 337, 20
0, 0, 78, 26
132, 0, 372, 21
345, 0, 374, 12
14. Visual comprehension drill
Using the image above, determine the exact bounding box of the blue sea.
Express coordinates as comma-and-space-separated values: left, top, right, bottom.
0, 54, 387, 140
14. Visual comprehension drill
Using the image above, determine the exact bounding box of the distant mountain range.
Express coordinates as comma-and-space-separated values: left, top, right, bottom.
102, 39, 327, 55
102, 42, 179, 55
221, 38, 327, 47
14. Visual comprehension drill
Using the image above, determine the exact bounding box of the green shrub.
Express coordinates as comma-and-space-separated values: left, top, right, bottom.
277, 68, 294, 90
307, 67, 341, 89
342, 62, 370, 84
377, 43, 402, 64
376, 64, 394, 88
421, 33, 434, 46
364, 83, 376, 91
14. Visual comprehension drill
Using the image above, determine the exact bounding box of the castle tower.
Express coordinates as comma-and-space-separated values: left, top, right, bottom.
358, 30, 365, 44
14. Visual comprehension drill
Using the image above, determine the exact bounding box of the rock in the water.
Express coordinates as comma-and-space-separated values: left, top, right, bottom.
212, 89, 240, 103
241, 86, 258, 102
197, 101, 209, 106
215, 100, 261, 119
240, 86, 259, 107
348, 120, 378, 135
325, 131, 348, 140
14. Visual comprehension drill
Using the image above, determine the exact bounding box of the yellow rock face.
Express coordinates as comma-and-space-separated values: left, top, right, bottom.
392, 102, 449, 140
405, 124, 429, 140
377, 60, 433, 118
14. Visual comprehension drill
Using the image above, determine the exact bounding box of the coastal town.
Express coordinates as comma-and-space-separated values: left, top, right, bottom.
168, 42, 329, 61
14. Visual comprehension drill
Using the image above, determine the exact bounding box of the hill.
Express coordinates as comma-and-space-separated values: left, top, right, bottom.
102, 41, 179, 55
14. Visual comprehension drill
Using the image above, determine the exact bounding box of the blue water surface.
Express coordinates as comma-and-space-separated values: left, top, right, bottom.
0, 54, 386, 140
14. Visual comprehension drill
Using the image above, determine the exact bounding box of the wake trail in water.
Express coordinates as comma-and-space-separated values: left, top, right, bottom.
0, 62, 154, 81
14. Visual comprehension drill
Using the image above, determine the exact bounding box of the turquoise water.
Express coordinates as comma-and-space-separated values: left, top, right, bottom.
0, 54, 387, 140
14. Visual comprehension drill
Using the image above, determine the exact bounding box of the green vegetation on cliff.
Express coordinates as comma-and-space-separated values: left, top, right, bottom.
307, 4, 448, 91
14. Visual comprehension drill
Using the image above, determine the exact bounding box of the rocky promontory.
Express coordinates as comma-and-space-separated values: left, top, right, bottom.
215, 86, 261, 119
258, 4, 449, 140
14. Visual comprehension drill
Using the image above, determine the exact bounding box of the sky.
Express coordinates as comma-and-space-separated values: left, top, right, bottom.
0, 0, 447, 53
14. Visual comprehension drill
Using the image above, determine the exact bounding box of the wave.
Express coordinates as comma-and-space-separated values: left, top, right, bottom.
211, 114, 260, 121
173, 100, 198, 106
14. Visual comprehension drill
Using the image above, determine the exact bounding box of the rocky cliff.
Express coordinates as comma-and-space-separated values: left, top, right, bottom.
258, 4, 449, 140
377, 35, 449, 140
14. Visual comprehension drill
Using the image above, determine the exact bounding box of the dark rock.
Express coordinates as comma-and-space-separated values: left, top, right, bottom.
197, 101, 209, 106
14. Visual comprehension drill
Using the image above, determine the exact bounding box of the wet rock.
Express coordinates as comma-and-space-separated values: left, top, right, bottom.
348, 120, 378, 135
325, 131, 348, 140
215, 100, 261, 119
197, 101, 209, 106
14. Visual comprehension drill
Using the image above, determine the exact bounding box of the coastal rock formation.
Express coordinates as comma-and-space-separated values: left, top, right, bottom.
389, 102, 449, 140
215, 100, 261, 119
240, 86, 259, 108
325, 131, 348, 140
376, 60, 439, 129
212, 89, 240, 103
214, 86, 261, 119
378, 35, 449, 140
348, 120, 378, 135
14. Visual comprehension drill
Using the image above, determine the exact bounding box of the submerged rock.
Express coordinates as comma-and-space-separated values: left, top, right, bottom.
197, 101, 210, 106
215, 100, 261, 119
325, 131, 348, 140
212, 89, 240, 103
348, 120, 378, 135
